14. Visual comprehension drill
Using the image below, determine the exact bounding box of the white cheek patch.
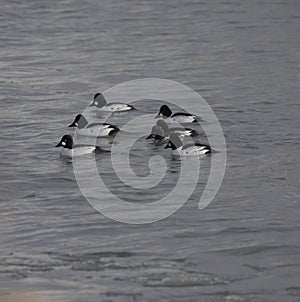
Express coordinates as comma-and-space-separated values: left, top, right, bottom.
62, 141, 66, 146
94, 101, 98, 105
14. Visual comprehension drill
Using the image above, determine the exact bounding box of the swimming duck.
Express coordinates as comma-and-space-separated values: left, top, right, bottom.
155, 105, 199, 123
89, 93, 135, 112
55, 134, 102, 158
165, 133, 211, 156
69, 114, 119, 137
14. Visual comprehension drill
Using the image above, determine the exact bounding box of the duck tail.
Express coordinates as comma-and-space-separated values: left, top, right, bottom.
110, 126, 120, 135
193, 116, 204, 123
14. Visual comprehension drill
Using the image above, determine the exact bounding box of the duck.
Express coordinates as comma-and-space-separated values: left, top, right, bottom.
156, 119, 198, 138
165, 133, 211, 156
69, 114, 119, 137
55, 134, 102, 158
89, 93, 135, 112
155, 105, 200, 123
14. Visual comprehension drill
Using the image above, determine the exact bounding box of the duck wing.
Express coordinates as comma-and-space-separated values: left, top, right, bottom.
171, 112, 194, 117
182, 143, 211, 151
86, 123, 119, 130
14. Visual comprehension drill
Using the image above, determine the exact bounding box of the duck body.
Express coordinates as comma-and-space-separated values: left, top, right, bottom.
165, 133, 211, 156
69, 114, 119, 137
59, 145, 99, 158
155, 105, 199, 123
55, 134, 101, 158
96, 103, 134, 112
156, 119, 198, 139
173, 144, 211, 156
171, 112, 198, 123
89, 93, 135, 112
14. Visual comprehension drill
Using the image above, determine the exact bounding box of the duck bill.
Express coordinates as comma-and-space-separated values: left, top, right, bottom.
89, 102, 95, 107
55, 142, 62, 147
154, 114, 160, 118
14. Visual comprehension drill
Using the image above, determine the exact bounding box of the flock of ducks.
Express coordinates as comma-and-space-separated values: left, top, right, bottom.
55, 93, 212, 158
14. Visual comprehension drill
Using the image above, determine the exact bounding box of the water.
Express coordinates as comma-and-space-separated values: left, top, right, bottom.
1, 0, 299, 301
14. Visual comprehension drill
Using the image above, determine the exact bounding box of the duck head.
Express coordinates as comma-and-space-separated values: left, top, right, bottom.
165, 133, 183, 150
89, 93, 107, 108
156, 119, 169, 132
155, 105, 172, 118
68, 114, 88, 129
55, 134, 73, 149
146, 125, 165, 140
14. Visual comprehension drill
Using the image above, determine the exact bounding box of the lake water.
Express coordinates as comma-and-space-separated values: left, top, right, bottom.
0, 0, 299, 301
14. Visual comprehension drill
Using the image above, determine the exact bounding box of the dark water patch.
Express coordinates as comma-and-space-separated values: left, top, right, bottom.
286, 286, 300, 296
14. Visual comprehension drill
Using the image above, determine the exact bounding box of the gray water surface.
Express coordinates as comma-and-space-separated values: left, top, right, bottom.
1, 0, 300, 301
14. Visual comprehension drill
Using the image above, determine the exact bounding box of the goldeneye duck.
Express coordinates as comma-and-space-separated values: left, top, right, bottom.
89, 93, 135, 112
156, 119, 198, 138
165, 133, 211, 156
155, 105, 199, 123
55, 134, 102, 158
69, 114, 119, 137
